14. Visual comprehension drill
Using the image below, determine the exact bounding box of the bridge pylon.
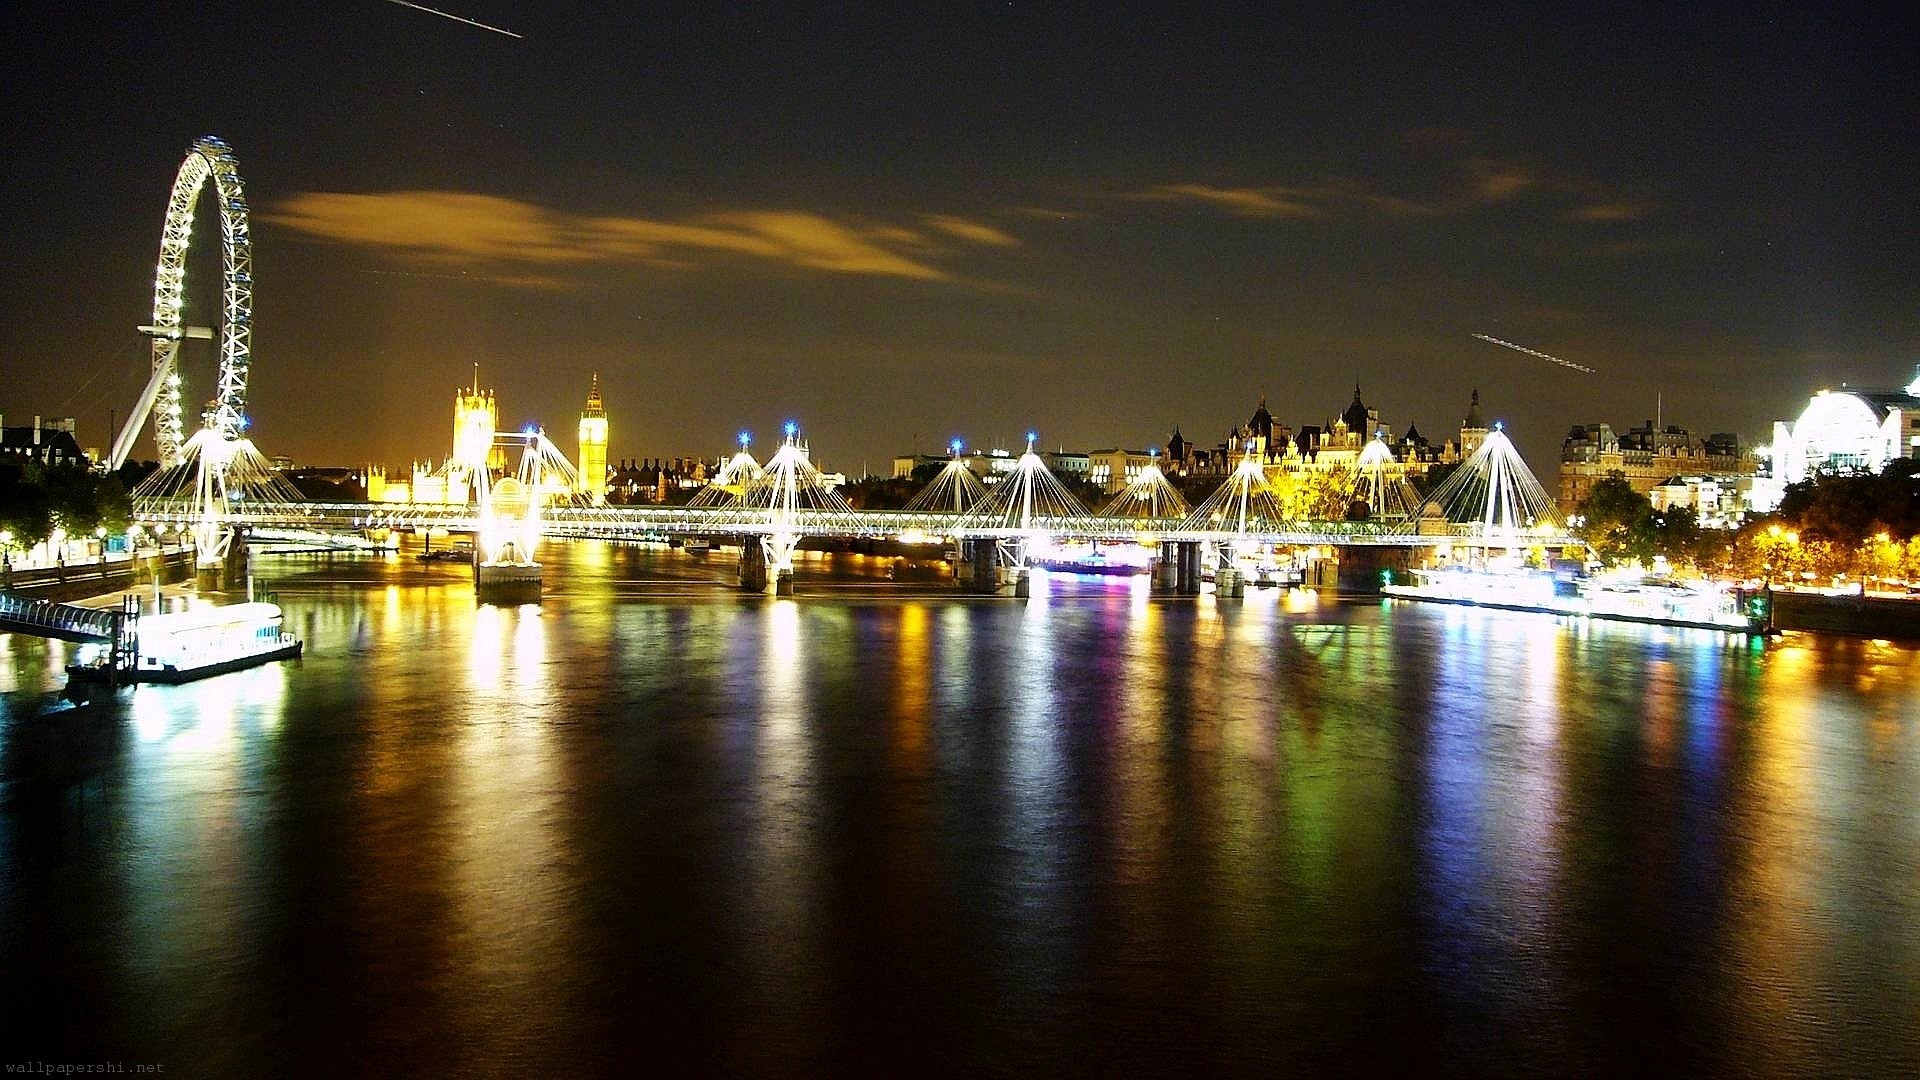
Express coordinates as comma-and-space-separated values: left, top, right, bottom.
716, 424, 863, 593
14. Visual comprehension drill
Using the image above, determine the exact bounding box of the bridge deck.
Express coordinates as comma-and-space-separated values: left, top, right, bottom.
135, 498, 1577, 549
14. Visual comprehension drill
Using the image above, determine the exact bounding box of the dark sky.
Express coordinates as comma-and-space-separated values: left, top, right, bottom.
3, 2, 1914, 473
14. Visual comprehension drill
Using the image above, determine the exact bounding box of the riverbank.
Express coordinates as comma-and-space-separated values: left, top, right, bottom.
1, 546, 195, 604
1769, 587, 1920, 639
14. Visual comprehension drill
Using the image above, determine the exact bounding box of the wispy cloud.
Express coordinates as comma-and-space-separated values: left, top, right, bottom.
1461, 157, 1536, 203
925, 215, 1021, 247
261, 191, 1016, 285
1136, 144, 1653, 225
1133, 183, 1324, 219
1012, 205, 1093, 222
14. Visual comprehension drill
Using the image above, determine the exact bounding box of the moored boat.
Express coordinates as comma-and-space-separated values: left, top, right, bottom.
67, 601, 303, 687
1384, 567, 1771, 635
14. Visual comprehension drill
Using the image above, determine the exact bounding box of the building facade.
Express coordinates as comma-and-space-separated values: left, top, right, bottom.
1769, 365, 1920, 484
1558, 420, 1758, 514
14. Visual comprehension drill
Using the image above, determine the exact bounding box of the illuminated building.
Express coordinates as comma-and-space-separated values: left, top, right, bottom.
367, 369, 511, 505
1087, 448, 1161, 492
577, 373, 608, 505
453, 371, 505, 475
1768, 365, 1920, 484
1558, 421, 1756, 513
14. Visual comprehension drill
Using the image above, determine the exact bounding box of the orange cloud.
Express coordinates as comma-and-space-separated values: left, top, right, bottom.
1462, 158, 1535, 203
925, 215, 1021, 246
262, 191, 596, 264
1137, 155, 1649, 225
1139, 183, 1324, 218
262, 191, 999, 284
705, 211, 949, 278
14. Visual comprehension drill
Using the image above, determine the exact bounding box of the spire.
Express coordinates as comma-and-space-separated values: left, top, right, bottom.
1464, 386, 1485, 429
1341, 383, 1370, 433
584, 371, 604, 412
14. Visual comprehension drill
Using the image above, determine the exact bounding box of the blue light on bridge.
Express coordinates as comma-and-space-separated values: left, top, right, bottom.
738, 430, 752, 449
784, 420, 799, 440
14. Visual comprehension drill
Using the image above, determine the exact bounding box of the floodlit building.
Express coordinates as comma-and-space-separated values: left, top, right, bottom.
1768, 365, 1920, 484
1087, 448, 1160, 492
1558, 420, 1757, 514
577, 373, 608, 505
1647, 474, 1781, 529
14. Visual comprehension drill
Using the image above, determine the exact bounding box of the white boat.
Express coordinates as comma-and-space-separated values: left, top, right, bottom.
69, 601, 303, 687
1384, 567, 1769, 635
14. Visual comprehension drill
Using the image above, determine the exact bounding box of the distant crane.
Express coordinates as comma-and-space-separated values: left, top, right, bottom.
1471, 333, 1597, 375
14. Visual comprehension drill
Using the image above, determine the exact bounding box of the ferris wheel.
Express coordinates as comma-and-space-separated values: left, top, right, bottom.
108, 136, 254, 471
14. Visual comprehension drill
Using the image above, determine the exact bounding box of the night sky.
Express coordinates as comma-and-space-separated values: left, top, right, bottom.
3, 3, 1913, 474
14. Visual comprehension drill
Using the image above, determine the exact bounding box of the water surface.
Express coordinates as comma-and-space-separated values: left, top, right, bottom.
3, 543, 1917, 1076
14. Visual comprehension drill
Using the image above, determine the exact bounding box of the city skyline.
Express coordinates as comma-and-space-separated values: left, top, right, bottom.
2, 5, 1914, 473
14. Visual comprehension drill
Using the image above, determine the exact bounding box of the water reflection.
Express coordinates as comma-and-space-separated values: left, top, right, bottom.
0, 543, 1915, 1075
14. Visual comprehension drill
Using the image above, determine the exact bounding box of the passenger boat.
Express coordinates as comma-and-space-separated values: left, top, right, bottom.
67, 601, 303, 687
1029, 550, 1151, 577
1383, 567, 1770, 635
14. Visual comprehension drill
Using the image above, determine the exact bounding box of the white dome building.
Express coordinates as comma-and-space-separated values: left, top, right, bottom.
1770, 364, 1920, 484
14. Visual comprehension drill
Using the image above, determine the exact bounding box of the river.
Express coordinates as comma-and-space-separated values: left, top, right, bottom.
3, 541, 1917, 1076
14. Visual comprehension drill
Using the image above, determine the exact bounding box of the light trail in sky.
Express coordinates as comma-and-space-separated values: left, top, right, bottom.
1471, 333, 1597, 375
382, 0, 522, 39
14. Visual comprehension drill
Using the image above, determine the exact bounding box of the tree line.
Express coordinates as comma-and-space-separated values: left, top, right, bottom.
1575, 460, 1920, 583
0, 459, 157, 548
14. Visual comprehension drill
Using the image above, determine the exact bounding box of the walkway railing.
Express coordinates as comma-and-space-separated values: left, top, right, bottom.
0, 591, 118, 642
130, 496, 1578, 549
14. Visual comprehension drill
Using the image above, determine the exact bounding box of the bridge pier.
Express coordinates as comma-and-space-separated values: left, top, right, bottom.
474, 560, 542, 605
957, 539, 999, 594
1332, 545, 1416, 595
1175, 542, 1202, 595
738, 537, 768, 592
1153, 543, 1178, 593
195, 530, 250, 592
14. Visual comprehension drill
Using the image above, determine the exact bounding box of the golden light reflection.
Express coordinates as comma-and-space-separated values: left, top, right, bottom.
467, 601, 504, 690
891, 603, 932, 770
1723, 639, 1825, 1073
445, 600, 570, 1038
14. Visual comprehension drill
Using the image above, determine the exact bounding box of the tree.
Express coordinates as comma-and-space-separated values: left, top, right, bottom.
1575, 472, 1649, 566
0, 462, 53, 547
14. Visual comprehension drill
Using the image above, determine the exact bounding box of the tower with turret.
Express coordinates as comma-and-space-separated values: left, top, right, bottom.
577, 373, 608, 505
1459, 387, 1489, 458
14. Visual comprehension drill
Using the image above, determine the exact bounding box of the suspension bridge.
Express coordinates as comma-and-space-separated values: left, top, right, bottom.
108, 136, 1576, 597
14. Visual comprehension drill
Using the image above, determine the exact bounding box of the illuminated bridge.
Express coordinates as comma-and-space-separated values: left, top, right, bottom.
110, 135, 1576, 596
